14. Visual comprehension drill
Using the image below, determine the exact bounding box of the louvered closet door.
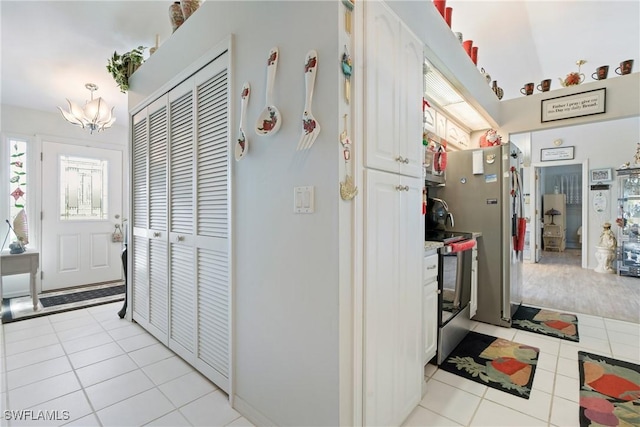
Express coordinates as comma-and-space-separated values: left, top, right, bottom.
132, 110, 149, 322
147, 96, 169, 342
193, 55, 231, 393
168, 79, 196, 361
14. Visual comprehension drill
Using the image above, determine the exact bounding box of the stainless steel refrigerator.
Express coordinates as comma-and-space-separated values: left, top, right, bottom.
435, 143, 523, 327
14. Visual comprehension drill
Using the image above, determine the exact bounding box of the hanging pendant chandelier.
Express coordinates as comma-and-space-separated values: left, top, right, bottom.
58, 83, 116, 133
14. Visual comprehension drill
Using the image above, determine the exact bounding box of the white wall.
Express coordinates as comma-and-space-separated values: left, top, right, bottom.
1, 105, 128, 297
128, 2, 343, 425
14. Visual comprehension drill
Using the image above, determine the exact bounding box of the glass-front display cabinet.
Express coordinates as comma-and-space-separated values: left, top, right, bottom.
616, 167, 640, 277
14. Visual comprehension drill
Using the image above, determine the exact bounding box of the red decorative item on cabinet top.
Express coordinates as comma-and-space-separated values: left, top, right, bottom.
445, 7, 453, 27
471, 47, 478, 65
434, 0, 446, 17
462, 40, 473, 57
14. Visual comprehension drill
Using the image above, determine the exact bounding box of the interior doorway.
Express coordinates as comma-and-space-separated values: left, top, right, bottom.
535, 163, 583, 267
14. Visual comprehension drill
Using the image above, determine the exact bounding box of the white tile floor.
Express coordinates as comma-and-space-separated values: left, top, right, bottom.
0, 302, 638, 426
0, 302, 251, 427
405, 312, 640, 427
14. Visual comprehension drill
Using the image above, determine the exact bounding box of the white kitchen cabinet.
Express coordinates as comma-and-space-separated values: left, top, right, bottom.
445, 118, 470, 150
423, 252, 438, 364
365, 0, 422, 178
364, 168, 423, 427
131, 54, 231, 393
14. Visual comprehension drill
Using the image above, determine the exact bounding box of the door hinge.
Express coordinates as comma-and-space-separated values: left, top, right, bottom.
40, 152, 43, 161
41, 211, 43, 220
41, 271, 43, 280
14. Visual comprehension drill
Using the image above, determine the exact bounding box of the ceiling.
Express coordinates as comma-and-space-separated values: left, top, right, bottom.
1, 1, 638, 130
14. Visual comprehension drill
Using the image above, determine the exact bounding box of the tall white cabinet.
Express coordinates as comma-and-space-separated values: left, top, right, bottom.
363, 2, 424, 425
131, 55, 231, 393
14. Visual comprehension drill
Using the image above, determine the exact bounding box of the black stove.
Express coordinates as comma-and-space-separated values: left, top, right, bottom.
425, 230, 472, 244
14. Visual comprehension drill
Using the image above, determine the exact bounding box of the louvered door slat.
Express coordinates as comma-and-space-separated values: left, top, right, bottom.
149, 107, 167, 231
133, 119, 148, 229
197, 248, 228, 377
197, 68, 228, 238
133, 236, 148, 321
149, 239, 168, 334
195, 66, 229, 381
170, 91, 194, 234
171, 243, 194, 352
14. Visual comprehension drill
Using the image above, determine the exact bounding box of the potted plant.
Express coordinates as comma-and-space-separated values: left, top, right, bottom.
106, 46, 147, 93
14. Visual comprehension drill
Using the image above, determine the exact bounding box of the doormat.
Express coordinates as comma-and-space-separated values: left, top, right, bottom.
511, 305, 579, 342
1, 282, 124, 323
578, 351, 640, 427
440, 331, 539, 399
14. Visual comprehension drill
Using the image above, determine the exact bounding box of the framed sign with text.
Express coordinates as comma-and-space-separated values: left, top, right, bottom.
541, 88, 606, 123
541, 146, 575, 162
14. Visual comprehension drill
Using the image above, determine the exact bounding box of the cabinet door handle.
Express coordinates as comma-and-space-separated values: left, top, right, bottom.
177, 235, 185, 242
427, 265, 437, 270
395, 156, 405, 163
152, 232, 161, 238
403, 158, 410, 164
395, 185, 409, 192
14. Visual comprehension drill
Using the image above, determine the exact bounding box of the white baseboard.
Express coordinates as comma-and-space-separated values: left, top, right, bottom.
233, 395, 277, 427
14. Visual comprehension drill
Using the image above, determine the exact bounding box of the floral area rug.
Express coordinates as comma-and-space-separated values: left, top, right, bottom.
578, 351, 640, 427
440, 331, 539, 399
511, 305, 579, 342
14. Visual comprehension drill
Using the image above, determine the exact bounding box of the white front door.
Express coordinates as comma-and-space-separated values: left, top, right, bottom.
41, 141, 123, 291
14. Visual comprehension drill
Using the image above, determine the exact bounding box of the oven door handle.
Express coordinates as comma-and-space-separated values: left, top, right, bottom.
449, 239, 476, 253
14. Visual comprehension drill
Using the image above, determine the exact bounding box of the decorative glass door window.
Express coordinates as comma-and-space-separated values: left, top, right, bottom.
59, 155, 108, 220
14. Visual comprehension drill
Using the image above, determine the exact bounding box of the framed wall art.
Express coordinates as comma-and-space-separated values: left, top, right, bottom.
541, 88, 606, 123
590, 168, 613, 183
541, 146, 575, 162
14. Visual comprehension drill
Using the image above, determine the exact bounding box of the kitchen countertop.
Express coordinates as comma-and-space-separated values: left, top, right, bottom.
424, 241, 444, 252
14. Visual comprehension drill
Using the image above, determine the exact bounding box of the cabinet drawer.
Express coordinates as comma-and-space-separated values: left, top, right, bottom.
424, 254, 438, 283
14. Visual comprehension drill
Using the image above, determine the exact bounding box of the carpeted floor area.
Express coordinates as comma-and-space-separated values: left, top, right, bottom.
523, 252, 640, 323
1, 281, 124, 323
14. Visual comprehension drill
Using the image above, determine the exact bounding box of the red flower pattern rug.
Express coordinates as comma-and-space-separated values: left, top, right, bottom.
440, 331, 539, 399
511, 305, 579, 342
578, 351, 640, 427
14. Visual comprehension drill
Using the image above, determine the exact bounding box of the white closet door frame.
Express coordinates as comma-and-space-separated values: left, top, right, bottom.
128, 41, 233, 396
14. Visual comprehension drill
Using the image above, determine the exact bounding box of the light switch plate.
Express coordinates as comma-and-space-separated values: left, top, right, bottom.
294, 186, 314, 213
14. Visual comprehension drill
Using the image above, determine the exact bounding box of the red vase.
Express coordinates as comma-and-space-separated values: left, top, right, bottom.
471, 47, 478, 65
445, 7, 453, 28
462, 40, 473, 57
433, 0, 446, 17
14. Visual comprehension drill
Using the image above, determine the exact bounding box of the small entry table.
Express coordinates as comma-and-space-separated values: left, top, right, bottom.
1, 249, 40, 310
